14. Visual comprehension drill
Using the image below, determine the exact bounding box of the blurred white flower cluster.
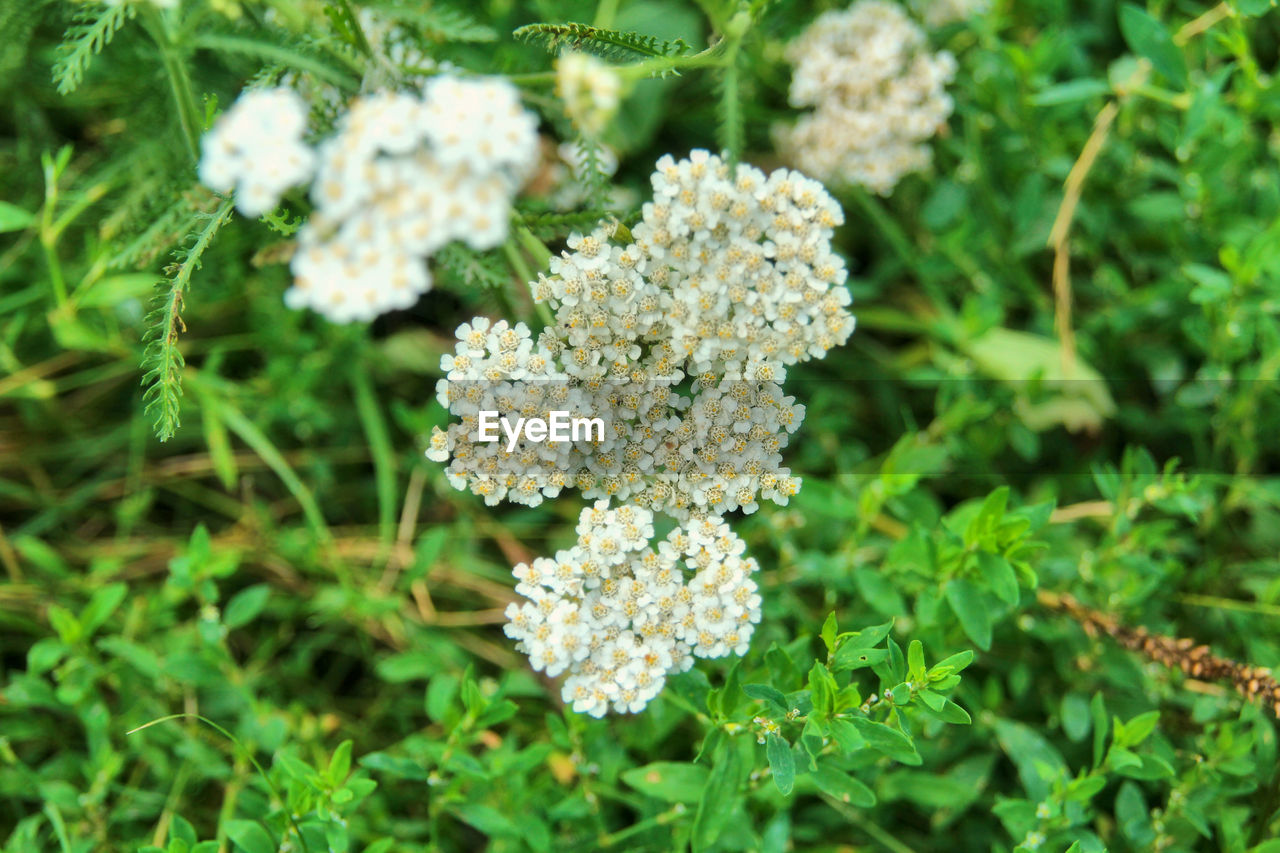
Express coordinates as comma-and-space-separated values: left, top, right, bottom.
775, 0, 956, 195
504, 501, 762, 717
198, 88, 316, 217
427, 151, 849, 519
555, 52, 623, 137
197, 76, 539, 322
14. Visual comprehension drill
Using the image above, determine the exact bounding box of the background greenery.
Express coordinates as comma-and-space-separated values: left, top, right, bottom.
2, 0, 1280, 850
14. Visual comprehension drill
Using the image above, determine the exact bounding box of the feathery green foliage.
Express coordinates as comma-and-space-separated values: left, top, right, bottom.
435, 242, 511, 289
139, 197, 234, 442
371, 1, 499, 43
514, 21, 690, 60
51, 3, 135, 95
517, 208, 622, 239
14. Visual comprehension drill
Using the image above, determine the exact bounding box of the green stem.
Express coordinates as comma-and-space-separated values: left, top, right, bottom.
597, 805, 685, 847
40, 152, 68, 309
845, 185, 926, 280
349, 362, 398, 557
593, 0, 620, 29
515, 224, 554, 269
622, 42, 726, 81
503, 239, 555, 329
144, 8, 201, 163
335, 0, 374, 57
128, 714, 311, 853
1178, 593, 1280, 618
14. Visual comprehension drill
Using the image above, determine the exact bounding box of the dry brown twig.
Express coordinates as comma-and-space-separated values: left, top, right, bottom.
1040, 590, 1280, 718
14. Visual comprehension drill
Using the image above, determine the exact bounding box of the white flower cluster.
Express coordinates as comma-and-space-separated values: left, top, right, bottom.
289, 78, 538, 322
538, 150, 854, 382
775, 0, 957, 195
556, 52, 623, 137
198, 88, 316, 217
197, 76, 539, 323
427, 153, 853, 715
427, 152, 847, 518
504, 502, 762, 717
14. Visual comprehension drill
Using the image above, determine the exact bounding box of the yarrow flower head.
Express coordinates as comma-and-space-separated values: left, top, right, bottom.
197, 76, 540, 323
775, 0, 956, 195
504, 501, 762, 717
198, 87, 316, 216
425, 153, 853, 715
426, 151, 850, 520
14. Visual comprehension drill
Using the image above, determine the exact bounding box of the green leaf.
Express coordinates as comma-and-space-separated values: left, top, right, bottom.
27, 639, 66, 675
359, 752, 431, 781
935, 699, 972, 725
425, 674, 459, 723
328, 740, 353, 785
808, 662, 836, 723
0, 201, 35, 232
1061, 693, 1092, 742
1032, 79, 1111, 106
977, 551, 1019, 605
223, 585, 271, 629
141, 199, 234, 442
52, 4, 134, 95
828, 718, 865, 753
622, 762, 711, 804
454, 803, 519, 838
1090, 693, 1109, 768
373, 3, 497, 43
743, 683, 789, 717
693, 740, 741, 850
191, 33, 359, 88
80, 583, 127, 635
850, 718, 921, 765
821, 612, 838, 654
47, 605, 81, 644
1119, 4, 1188, 88
831, 620, 894, 672
928, 650, 975, 679
960, 327, 1116, 432
945, 579, 993, 650
475, 699, 518, 728
513, 22, 690, 61
766, 735, 795, 795
1115, 710, 1160, 749
224, 821, 274, 853
810, 763, 876, 807
852, 568, 907, 616
376, 653, 439, 683
1233, 0, 1276, 15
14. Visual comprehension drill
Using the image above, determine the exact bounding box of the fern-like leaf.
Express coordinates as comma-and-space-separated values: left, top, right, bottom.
517, 209, 622, 240
52, 4, 135, 95
371, 2, 498, 43
110, 190, 209, 271
191, 32, 361, 89
436, 243, 510, 290
566, 135, 615, 209
513, 22, 689, 61
260, 208, 306, 236
140, 198, 234, 442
